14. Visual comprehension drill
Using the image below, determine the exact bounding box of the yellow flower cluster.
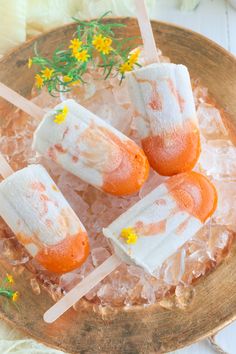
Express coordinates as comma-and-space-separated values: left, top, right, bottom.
34, 66, 54, 89
54, 106, 69, 124
120, 227, 138, 245
119, 48, 141, 75
92, 34, 113, 55
27, 14, 142, 93
69, 38, 90, 62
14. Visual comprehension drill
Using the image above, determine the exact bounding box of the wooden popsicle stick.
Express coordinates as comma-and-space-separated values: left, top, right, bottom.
134, 0, 160, 64
0, 154, 14, 179
44, 254, 122, 323
0, 83, 44, 120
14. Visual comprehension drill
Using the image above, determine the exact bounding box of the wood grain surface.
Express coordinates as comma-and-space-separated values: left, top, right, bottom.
0, 19, 236, 354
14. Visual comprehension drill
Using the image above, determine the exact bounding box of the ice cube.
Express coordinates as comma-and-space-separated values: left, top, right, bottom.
199, 140, 236, 179
197, 103, 228, 139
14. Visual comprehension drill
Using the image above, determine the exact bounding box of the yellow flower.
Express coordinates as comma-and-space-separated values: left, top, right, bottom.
63, 75, 73, 83
12, 291, 19, 302
6, 274, 14, 284
126, 233, 138, 245
74, 50, 90, 62
69, 80, 80, 87
119, 61, 133, 75
52, 184, 59, 192
28, 58, 32, 69
128, 48, 141, 65
54, 106, 69, 124
69, 38, 82, 52
120, 227, 138, 245
41, 67, 54, 81
35, 74, 44, 89
102, 39, 113, 55
92, 34, 104, 50
92, 34, 113, 55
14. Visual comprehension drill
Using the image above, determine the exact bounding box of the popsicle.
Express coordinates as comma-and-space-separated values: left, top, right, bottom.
0, 155, 90, 273
104, 171, 217, 274
0, 84, 149, 196
126, 0, 201, 176
44, 171, 217, 323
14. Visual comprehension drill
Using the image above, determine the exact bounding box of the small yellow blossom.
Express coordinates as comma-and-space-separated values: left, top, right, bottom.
119, 61, 133, 75
69, 80, 81, 87
41, 67, 54, 81
69, 38, 82, 52
35, 74, 44, 89
121, 227, 138, 245
74, 50, 90, 62
28, 58, 32, 69
63, 75, 72, 83
54, 106, 69, 124
102, 40, 113, 55
128, 48, 141, 65
92, 34, 113, 55
52, 184, 59, 192
12, 291, 19, 302
6, 274, 14, 284
126, 233, 138, 245
92, 34, 104, 50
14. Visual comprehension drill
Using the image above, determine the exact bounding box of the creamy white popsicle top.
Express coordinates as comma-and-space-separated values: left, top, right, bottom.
103, 171, 217, 275
0, 164, 89, 273
127, 63, 201, 176
33, 99, 149, 196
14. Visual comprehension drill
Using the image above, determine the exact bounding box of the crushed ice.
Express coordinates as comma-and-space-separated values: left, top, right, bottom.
0, 57, 235, 308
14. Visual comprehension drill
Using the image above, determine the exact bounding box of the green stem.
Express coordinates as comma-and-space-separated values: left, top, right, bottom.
0, 289, 14, 299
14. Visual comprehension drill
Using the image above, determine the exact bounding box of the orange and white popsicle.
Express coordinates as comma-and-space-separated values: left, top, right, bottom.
103, 171, 217, 274
44, 171, 217, 323
0, 84, 149, 196
33, 99, 149, 196
126, 0, 201, 176
0, 156, 89, 274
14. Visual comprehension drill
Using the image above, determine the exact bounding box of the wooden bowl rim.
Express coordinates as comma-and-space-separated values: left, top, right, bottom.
1, 17, 236, 67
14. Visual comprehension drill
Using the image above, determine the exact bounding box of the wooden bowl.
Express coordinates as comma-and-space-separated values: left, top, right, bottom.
1, 19, 236, 354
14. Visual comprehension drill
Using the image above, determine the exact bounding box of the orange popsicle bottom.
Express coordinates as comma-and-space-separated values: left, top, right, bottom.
102, 134, 150, 196
142, 120, 201, 176
166, 171, 218, 222
35, 231, 90, 273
